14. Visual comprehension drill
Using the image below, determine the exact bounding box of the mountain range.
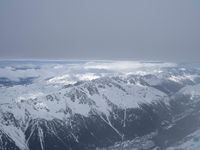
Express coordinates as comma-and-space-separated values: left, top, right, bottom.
0, 61, 200, 150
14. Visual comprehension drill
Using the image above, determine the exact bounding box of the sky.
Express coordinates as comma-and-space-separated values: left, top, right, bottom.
0, 0, 200, 61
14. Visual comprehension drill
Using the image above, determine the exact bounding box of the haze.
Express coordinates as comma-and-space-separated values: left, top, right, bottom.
0, 0, 200, 61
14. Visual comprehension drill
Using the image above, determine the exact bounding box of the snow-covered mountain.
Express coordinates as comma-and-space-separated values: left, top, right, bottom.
1, 60, 200, 150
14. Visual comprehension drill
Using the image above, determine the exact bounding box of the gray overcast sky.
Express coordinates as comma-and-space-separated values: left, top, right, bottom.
0, 0, 200, 61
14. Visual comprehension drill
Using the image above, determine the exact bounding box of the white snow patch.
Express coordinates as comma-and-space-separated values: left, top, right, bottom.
0, 125, 29, 150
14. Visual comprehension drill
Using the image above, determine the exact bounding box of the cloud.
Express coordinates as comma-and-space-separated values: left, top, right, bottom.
0, 61, 176, 84
83, 61, 176, 72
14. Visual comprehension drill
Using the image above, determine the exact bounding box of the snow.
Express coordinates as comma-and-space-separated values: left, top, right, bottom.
76, 73, 100, 81
55, 77, 169, 117
168, 74, 197, 83
0, 75, 169, 127
47, 74, 76, 84
94, 79, 167, 109
1, 60, 198, 150
66, 99, 91, 116
0, 83, 58, 104
179, 84, 200, 100
16, 92, 45, 103
0, 124, 29, 150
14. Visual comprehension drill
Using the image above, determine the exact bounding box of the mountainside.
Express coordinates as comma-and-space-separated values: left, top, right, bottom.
1, 61, 200, 150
